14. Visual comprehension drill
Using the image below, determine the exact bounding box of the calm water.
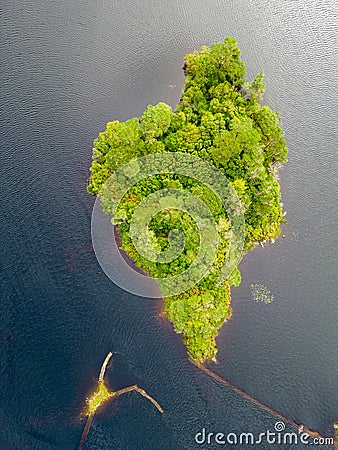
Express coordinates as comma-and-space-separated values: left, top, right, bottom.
1, 1, 337, 449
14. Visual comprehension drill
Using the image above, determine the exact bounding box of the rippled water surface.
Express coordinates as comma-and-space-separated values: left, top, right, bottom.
1, 1, 337, 449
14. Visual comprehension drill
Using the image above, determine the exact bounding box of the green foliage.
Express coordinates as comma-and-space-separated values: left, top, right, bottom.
88, 38, 288, 361
86, 382, 111, 416
227, 267, 242, 287
139, 102, 172, 143
164, 283, 231, 360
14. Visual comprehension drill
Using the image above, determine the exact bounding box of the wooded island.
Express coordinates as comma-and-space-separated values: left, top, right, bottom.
88, 38, 288, 361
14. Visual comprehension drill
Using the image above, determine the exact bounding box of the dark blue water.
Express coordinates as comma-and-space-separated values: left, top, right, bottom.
1, 1, 337, 449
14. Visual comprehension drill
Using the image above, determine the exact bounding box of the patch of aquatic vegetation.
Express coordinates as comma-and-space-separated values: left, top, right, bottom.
86, 381, 112, 416
250, 283, 274, 304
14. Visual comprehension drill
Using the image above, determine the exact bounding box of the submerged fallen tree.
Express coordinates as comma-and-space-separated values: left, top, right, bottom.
78, 352, 163, 450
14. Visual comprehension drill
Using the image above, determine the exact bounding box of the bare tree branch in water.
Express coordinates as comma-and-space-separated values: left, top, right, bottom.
78, 352, 163, 450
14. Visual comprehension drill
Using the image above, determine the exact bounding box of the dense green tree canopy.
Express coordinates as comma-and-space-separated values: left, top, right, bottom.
88, 38, 287, 361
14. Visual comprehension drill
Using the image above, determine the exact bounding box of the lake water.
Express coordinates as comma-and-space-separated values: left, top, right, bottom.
1, 1, 337, 449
